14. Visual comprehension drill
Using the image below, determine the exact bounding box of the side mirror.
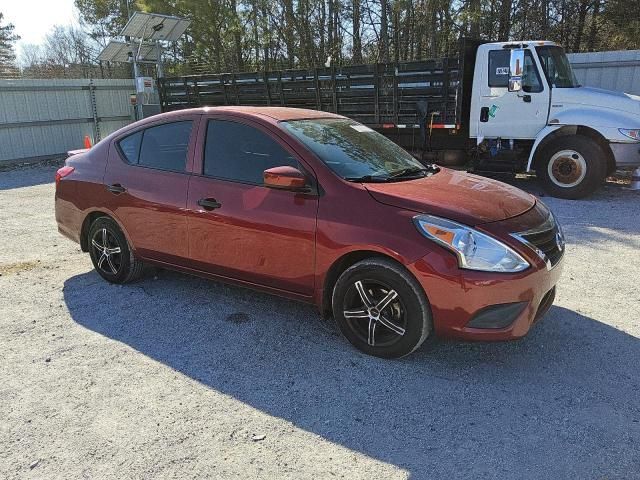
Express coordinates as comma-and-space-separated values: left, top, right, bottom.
263, 166, 309, 192
509, 48, 525, 92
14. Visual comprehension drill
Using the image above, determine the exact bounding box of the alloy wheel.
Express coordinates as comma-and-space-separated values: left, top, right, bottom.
342, 279, 407, 347
91, 227, 122, 275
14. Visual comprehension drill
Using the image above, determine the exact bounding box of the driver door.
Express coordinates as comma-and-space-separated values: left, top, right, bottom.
186, 117, 318, 296
477, 49, 550, 139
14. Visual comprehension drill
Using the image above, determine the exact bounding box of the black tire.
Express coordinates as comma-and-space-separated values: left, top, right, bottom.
536, 135, 606, 199
88, 217, 144, 284
331, 258, 432, 358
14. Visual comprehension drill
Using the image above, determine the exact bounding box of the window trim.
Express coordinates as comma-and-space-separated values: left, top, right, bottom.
113, 118, 196, 175
200, 117, 316, 191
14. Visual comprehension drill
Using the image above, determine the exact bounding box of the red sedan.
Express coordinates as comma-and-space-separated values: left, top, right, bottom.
55, 107, 564, 358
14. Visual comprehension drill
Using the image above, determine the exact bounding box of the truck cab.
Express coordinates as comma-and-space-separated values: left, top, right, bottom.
470, 41, 640, 198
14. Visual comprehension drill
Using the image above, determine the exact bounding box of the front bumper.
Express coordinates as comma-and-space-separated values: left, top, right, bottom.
407, 251, 563, 341
406, 201, 565, 341
610, 141, 640, 168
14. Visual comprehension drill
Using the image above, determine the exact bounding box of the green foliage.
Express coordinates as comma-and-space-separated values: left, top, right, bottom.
69, 0, 638, 77
0, 12, 20, 77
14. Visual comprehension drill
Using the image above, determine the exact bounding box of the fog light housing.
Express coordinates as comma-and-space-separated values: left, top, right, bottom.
466, 302, 527, 329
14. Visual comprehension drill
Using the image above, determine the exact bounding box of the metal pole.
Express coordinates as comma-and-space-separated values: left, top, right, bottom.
156, 40, 164, 78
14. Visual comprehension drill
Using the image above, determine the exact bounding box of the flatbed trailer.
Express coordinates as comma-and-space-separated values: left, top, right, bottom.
158, 40, 480, 155
157, 38, 640, 199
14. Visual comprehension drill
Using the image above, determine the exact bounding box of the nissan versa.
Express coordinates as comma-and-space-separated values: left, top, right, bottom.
55, 107, 565, 358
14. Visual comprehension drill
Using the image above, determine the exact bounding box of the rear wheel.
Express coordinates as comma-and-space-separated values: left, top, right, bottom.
332, 258, 432, 358
88, 217, 144, 284
536, 135, 606, 199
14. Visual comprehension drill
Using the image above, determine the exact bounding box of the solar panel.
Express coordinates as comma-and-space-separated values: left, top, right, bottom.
97, 41, 160, 63
120, 11, 191, 42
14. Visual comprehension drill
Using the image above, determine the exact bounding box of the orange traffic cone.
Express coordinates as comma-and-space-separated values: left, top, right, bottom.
83, 135, 92, 149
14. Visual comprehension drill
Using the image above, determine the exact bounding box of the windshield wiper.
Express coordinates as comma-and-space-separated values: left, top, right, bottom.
344, 174, 392, 183
388, 166, 438, 179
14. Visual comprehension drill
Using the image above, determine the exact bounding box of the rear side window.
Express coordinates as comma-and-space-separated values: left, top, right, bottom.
118, 131, 142, 163
139, 121, 192, 171
204, 120, 298, 184
117, 121, 193, 172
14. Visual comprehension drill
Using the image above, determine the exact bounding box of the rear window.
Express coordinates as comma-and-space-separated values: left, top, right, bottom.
117, 121, 193, 172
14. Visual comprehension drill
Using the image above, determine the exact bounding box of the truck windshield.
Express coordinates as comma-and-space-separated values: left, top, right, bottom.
535, 46, 579, 88
281, 118, 431, 182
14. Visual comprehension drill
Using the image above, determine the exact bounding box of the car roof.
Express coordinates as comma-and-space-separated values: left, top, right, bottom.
155, 106, 344, 122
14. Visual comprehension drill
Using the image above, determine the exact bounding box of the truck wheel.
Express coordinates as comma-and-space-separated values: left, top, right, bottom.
536, 135, 606, 199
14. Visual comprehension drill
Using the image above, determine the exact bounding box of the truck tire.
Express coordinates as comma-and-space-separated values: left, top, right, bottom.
536, 135, 606, 199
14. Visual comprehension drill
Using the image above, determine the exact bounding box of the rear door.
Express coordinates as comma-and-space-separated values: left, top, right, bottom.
186, 116, 318, 296
104, 115, 199, 264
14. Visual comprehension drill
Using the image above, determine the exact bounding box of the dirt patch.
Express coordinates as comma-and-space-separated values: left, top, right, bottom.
0, 260, 41, 276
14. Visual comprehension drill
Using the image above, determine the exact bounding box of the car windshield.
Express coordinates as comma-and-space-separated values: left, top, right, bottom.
281, 118, 431, 181
536, 46, 579, 88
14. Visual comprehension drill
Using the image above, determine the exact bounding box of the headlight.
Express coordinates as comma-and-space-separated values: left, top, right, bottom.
413, 215, 530, 273
619, 129, 640, 141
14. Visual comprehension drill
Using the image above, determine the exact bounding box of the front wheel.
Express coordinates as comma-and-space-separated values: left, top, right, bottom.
536, 135, 607, 199
332, 258, 432, 358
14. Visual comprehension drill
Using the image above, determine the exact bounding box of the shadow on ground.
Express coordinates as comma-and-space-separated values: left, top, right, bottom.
63, 269, 640, 478
0, 165, 58, 190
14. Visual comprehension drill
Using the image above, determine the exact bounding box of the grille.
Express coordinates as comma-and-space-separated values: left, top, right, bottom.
512, 214, 565, 269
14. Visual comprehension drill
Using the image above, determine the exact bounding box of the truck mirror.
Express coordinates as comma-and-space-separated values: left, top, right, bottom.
509, 48, 525, 92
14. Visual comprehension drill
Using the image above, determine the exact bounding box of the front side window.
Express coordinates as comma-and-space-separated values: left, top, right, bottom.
204, 120, 299, 184
488, 49, 543, 92
522, 53, 543, 93
488, 50, 510, 88
280, 118, 427, 180
117, 121, 193, 172
536, 46, 579, 88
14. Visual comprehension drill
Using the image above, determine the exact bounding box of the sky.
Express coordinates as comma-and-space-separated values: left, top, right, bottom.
1, 0, 79, 54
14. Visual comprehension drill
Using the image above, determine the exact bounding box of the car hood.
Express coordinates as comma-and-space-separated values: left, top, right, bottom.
552, 87, 640, 116
364, 168, 536, 226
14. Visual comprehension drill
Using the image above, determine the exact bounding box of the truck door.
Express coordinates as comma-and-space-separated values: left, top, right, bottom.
476, 48, 550, 140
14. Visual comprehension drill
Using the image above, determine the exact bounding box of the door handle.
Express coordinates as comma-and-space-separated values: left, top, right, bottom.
197, 198, 222, 211
480, 107, 489, 122
106, 184, 126, 194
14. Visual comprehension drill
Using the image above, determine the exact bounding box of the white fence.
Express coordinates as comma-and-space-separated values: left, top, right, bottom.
568, 50, 640, 95
0, 78, 135, 163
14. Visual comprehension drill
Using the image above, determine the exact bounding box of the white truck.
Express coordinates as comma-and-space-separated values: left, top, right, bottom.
467, 41, 640, 198
159, 39, 640, 199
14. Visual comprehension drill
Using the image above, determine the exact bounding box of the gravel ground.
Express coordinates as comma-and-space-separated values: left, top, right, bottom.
1, 165, 639, 479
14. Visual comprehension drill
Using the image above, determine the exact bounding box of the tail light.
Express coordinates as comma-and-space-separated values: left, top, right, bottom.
55, 166, 75, 188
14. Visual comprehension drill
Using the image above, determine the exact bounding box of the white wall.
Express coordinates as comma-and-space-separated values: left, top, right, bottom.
568, 50, 640, 95
0, 78, 135, 163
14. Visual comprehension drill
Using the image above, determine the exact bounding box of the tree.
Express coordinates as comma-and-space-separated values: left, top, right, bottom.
66, 0, 636, 78
0, 12, 20, 78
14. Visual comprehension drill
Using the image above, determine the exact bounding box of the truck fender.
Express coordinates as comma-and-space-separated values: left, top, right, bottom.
526, 125, 563, 172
